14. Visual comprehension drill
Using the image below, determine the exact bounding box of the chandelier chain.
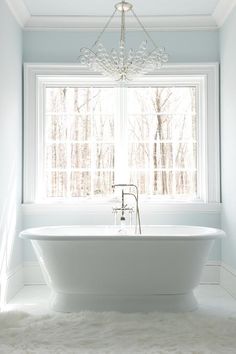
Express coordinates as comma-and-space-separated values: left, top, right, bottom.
131, 9, 157, 49
120, 8, 126, 46
92, 8, 118, 49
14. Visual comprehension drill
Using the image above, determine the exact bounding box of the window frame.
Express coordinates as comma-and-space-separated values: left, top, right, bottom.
23, 63, 220, 205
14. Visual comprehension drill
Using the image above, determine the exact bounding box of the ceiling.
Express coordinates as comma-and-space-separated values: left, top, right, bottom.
22, 0, 220, 17
5, 0, 236, 30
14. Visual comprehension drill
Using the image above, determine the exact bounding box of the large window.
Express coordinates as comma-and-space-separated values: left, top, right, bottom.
24, 64, 220, 204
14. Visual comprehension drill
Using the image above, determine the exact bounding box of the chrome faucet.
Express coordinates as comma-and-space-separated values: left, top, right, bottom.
112, 183, 142, 235
112, 187, 134, 227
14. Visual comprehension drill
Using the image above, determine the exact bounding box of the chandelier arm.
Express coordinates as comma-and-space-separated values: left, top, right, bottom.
85, 49, 116, 74
79, 48, 109, 70
144, 46, 169, 65
91, 8, 118, 49
130, 9, 158, 50
124, 46, 163, 75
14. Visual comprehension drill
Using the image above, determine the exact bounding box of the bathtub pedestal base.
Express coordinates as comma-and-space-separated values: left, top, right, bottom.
51, 291, 198, 313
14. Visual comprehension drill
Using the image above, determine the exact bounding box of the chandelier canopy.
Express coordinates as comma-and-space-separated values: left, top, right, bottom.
79, 1, 168, 81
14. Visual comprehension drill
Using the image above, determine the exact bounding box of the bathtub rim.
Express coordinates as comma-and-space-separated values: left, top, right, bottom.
19, 224, 226, 241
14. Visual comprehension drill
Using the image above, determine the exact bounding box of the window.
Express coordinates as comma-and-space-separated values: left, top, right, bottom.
24, 64, 220, 204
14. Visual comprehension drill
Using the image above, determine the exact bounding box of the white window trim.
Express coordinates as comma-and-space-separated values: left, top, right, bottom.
23, 62, 220, 207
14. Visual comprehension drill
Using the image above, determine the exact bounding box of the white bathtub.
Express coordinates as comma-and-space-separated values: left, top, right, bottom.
20, 225, 225, 313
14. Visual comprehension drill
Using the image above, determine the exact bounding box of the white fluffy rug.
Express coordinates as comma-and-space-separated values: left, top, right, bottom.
1, 310, 236, 354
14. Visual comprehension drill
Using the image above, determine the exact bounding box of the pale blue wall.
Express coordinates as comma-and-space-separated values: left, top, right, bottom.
0, 0, 22, 275
22, 29, 221, 262
220, 6, 236, 270
23, 30, 219, 63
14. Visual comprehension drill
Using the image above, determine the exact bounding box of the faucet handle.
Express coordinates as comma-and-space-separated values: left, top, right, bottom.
112, 207, 119, 214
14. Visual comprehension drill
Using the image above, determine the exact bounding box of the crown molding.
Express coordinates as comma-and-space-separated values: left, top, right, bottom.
5, 0, 236, 31
23, 15, 217, 31
5, 0, 30, 27
213, 0, 236, 26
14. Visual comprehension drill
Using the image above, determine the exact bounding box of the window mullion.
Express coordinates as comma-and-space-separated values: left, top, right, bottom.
172, 132, 176, 196
37, 81, 46, 202
90, 87, 95, 197
149, 87, 154, 195
115, 86, 128, 183
122, 86, 129, 182
197, 82, 205, 201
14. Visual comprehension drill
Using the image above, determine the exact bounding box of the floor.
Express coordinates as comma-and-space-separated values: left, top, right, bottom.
2, 285, 236, 353
4, 284, 236, 316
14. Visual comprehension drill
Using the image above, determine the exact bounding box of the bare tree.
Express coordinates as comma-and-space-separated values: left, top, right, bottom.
152, 88, 172, 194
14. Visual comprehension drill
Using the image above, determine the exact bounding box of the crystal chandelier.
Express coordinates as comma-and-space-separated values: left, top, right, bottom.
79, 1, 168, 81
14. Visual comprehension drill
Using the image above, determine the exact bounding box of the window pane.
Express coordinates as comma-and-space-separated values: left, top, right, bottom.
175, 171, 197, 196
96, 144, 114, 169
47, 171, 67, 197
70, 115, 91, 141
174, 143, 197, 169
128, 115, 150, 141
172, 114, 197, 141
94, 115, 114, 141
46, 115, 68, 141
128, 143, 149, 168
151, 115, 172, 141
70, 171, 91, 197
71, 143, 91, 169
128, 171, 149, 195
73, 88, 94, 115
153, 143, 173, 169
94, 171, 114, 195
46, 144, 67, 169
92, 88, 115, 115
153, 171, 173, 195
46, 88, 68, 113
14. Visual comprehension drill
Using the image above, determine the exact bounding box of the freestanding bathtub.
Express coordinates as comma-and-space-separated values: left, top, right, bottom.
20, 225, 225, 313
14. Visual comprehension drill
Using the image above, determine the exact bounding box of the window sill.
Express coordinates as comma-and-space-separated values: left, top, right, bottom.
22, 202, 221, 216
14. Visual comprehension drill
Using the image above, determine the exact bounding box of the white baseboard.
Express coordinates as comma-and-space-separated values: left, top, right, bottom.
201, 261, 221, 284
221, 262, 236, 299
22, 261, 221, 286
5, 265, 24, 303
